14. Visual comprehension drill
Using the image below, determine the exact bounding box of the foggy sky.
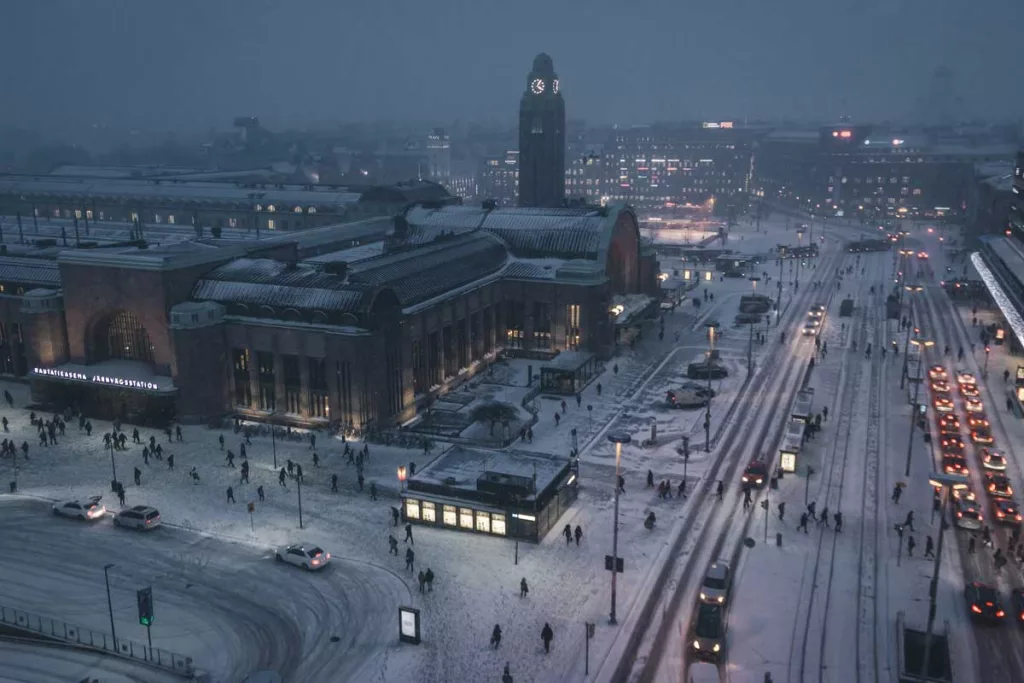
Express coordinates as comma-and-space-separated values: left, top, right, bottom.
1, 0, 1021, 135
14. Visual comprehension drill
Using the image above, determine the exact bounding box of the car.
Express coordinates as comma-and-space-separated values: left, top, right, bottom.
692, 602, 726, 661
986, 473, 1014, 498
981, 449, 1007, 471
802, 321, 819, 336
52, 496, 106, 520
929, 365, 948, 380
943, 455, 968, 476
917, 251, 929, 259
965, 397, 984, 413
938, 414, 960, 433
954, 497, 984, 530
808, 304, 825, 319
933, 394, 954, 413
699, 560, 731, 605
931, 380, 951, 393
970, 427, 994, 445
968, 416, 990, 430
960, 384, 980, 398
940, 435, 965, 453
992, 499, 1022, 526
965, 582, 1005, 622
113, 505, 161, 530
1011, 589, 1024, 624
741, 461, 769, 488
957, 371, 977, 386
275, 543, 331, 571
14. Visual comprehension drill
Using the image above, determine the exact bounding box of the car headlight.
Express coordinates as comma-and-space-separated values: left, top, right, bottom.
693, 640, 701, 649
700, 592, 707, 600
713, 643, 721, 652
718, 596, 725, 603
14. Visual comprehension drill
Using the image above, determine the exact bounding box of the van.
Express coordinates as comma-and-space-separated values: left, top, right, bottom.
688, 662, 720, 683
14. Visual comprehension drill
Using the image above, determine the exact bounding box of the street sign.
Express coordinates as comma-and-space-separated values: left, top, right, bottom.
247, 502, 255, 514
604, 555, 624, 573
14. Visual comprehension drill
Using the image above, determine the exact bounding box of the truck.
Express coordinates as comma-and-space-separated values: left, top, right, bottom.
792, 387, 815, 423
779, 419, 804, 472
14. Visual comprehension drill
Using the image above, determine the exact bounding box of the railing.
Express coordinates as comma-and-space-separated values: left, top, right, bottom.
0, 604, 194, 678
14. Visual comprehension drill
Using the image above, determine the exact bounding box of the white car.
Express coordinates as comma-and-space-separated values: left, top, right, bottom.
699, 560, 731, 605
52, 497, 106, 520
113, 505, 162, 530
957, 371, 976, 386
275, 543, 331, 571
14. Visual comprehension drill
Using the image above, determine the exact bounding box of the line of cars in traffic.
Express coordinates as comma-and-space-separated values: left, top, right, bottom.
689, 558, 732, 668
50, 496, 331, 571
927, 365, 1024, 624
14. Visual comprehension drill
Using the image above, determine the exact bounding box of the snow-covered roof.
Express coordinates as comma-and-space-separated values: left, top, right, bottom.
304, 242, 386, 265
0, 256, 61, 286
193, 259, 368, 314
542, 350, 595, 372
410, 446, 569, 500
0, 175, 363, 208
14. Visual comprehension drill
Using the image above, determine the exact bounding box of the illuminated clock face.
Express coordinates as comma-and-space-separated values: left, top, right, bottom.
552, 79, 559, 94
530, 78, 545, 95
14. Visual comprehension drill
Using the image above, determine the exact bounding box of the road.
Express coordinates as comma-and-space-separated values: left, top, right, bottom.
0, 497, 411, 682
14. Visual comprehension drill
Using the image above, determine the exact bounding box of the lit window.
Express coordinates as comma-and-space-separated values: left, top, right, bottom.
294, 206, 302, 213
168, 215, 175, 224
267, 219, 276, 230
130, 212, 139, 222
475, 511, 491, 533
267, 205, 276, 212
308, 207, 316, 214
154, 215, 162, 223
459, 508, 474, 529
422, 501, 436, 523
74, 210, 82, 219
491, 513, 506, 535
229, 218, 237, 227
443, 505, 457, 526
405, 499, 420, 520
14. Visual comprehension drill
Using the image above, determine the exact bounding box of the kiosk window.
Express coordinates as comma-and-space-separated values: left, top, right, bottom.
443, 505, 457, 526
405, 499, 420, 520
459, 508, 474, 529
475, 511, 491, 533
422, 501, 436, 523
491, 513, 507, 536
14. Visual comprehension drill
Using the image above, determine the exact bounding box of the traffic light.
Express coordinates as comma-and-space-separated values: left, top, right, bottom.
137, 587, 154, 626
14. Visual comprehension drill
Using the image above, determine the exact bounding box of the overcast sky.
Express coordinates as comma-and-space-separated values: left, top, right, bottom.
1, 0, 1020, 135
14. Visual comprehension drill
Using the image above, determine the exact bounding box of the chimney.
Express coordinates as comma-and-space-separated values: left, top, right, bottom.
322, 261, 348, 278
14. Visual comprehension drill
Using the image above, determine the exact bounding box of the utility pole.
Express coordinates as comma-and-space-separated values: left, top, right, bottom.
104, 564, 117, 649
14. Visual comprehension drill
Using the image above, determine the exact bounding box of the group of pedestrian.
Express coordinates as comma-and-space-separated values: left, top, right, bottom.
795, 501, 843, 533
562, 523, 583, 546
490, 622, 555, 654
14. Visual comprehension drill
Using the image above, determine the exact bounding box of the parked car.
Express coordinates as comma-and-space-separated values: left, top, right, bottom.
113, 505, 161, 530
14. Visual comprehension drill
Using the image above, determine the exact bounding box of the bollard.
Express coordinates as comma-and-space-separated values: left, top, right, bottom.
776, 532, 782, 547
8, 481, 15, 493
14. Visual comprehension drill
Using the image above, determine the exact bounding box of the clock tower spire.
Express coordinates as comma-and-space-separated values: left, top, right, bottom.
518, 53, 565, 208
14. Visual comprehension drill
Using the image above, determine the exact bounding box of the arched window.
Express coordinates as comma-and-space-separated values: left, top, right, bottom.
104, 311, 154, 363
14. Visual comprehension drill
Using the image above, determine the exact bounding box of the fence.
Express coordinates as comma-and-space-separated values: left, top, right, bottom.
0, 604, 194, 678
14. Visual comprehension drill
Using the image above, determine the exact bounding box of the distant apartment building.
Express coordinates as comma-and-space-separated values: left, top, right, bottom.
755, 124, 1015, 219
480, 150, 519, 206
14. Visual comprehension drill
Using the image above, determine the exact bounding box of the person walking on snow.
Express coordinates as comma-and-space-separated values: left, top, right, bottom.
541, 623, 554, 653
797, 512, 809, 533
257, 485, 265, 502
716, 480, 724, 500
904, 510, 915, 532
167, 454, 174, 470
331, 474, 338, 492
574, 525, 583, 545
834, 511, 843, 532
240, 460, 249, 484
520, 577, 529, 598
907, 536, 916, 557
778, 501, 786, 521
278, 468, 287, 487
807, 501, 817, 521
369, 482, 378, 500
646, 469, 655, 488
404, 523, 414, 544
226, 487, 235, 503
418, 571, 426, 593
225, 451, 235, 468
491, 625, 502, 649
563, 524, 572, 545
925, 536, 935, 558
892, 484, 902, 504
405, 547, 415, 572
819, 506, 829, 527
218, 435, 224, 450
388, 535, 399, 555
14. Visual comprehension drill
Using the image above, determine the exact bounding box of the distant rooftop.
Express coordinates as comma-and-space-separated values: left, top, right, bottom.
409, 446, 569, 503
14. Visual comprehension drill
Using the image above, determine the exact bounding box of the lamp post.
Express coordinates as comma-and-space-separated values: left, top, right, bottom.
920, 471, 968, 681
103, 563, 117, 649
904, 336, 935, 477
747, 277, 761, 375
901, 285, 923, 389
607, 432, 631, 625
397, 465, 407, 493
795, 228, 804, 289
704, 322, 719, 451
108, 438, 117, 490
248, 191, 265, 239
984, 345, 991, 378
897, 249, 914, 300
777, 246, 787, 324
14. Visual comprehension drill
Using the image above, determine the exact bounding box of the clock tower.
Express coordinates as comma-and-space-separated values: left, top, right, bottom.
518, 53, 565, 208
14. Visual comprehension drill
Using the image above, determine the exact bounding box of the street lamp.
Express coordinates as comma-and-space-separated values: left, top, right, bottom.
607, 431, 631, 625
747, 277, 761, 375
397, 465, 407, 493
904, 336, 935, 477
920, 471, 968, 681
103, 564, 117, 649
897, 249, 915, 299
795, 229, 804, 289
984, 345, 991, 378
704, 322, 719, 450
107, 436, 118, 491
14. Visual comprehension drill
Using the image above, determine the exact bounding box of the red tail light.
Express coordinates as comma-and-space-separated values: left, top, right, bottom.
997, 610, 1006, 618
972, 604, 983, 613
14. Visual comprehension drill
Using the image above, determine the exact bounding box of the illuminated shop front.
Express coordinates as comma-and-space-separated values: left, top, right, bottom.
401, 446, 578, 542
30, 363, 178, 425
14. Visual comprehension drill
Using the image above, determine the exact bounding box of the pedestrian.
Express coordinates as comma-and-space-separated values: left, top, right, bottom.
226, 451, 235, 468
331, 474, 338, 492
968, 535, 976, 554
312, 452, 320, 468
597, 383, 602, 396
3, 390, 11, 408
576, 394, 582, 408
563, 524, 572, 545
618, 475, 626, 494
218, 434, 224, 450
904, 510, 914, 532
85, 421, 92, 436
175, 425, 183, 442
822, 406, 829, 422
240, 460, 249, 484
560, 400, 567, 414
613, 363, 619, 375
925, 535, 935, 558
491, 624, 502, 649
391, 506, 400, 526
716, 480, 724, 500
239, 443, 246, 459
405, 547, 415, 572
834, 511, 843, 532
189, 466, 200, 484
520, 577, 529, 598
646, 469, 655, 488
907, 536, 916, 557
226, 486, 235, 503
778, 501, 786, 521
404, 522, 414, 544
370, 482, 378, 500
819, 506, 829, 527
678, 479, 686, 498
554, 412, 560, 427
167, 454, 174, 470
257, 485, 265, 502
892, 484, 902, 504
807, 501, 817, 520
133, 467, 141, 486
310, 433, 317, 450
117, 485, 126, 506
798, 512, 809, 533
424, 568, 434, 591
418, 571, 426, 593
296, 464, 303, 483
20, 441, 27, 460
287, 459, 294, 475
574, 525, 582, 545
357, 473, 365, 491
388, 534, 399, 555
541, 623, 554, 653
278, 468, 287, 487
742, 486, 752, 511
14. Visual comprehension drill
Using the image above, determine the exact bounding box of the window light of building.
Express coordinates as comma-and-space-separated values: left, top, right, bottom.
267, 205, 276, 212
443, 505, 457, 526
168, 215, 175, 224
405, 499, 420, 519
459, 508, 474, 529
267, 219, 276, 230
422, 501, 436, 522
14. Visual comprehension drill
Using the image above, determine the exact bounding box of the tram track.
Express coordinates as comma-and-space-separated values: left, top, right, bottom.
619, 246, 849, 683
793, 253, 885, 683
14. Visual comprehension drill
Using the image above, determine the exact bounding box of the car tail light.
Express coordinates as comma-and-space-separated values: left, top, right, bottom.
997, 610, 1006, 618
1019, 611, 1024, 621
312, 559, 320, 566
972, 604, 982, 613
957, 512, 963, 518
